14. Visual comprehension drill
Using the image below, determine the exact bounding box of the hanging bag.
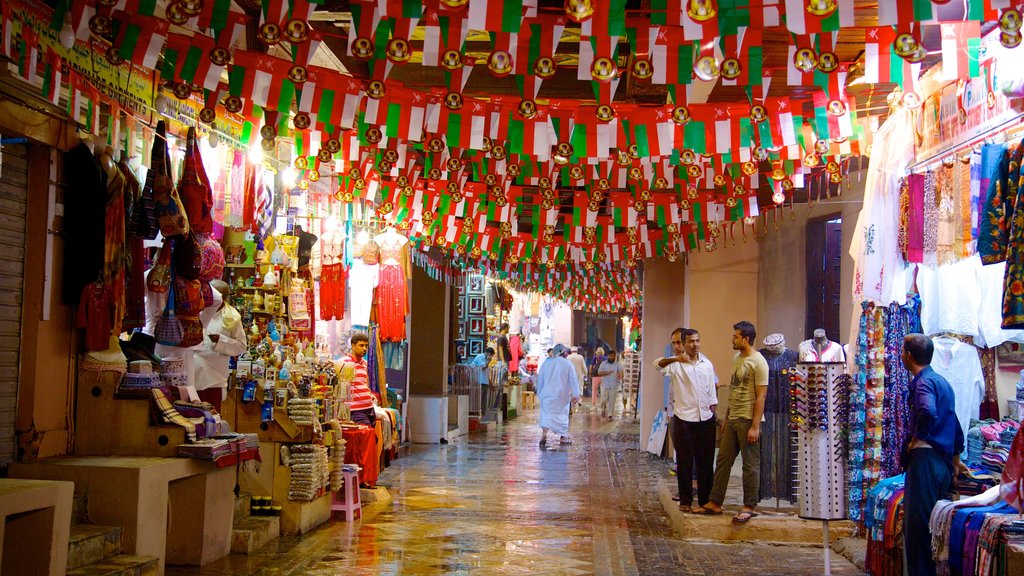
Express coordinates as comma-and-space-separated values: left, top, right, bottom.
151, 121, 190, 238
146, 239, 173, 293
133, 162, 159, 240
173, 232, 202, 280
154, 268, 183, 346
179, 127, 214, 234
172, 274, 205, 318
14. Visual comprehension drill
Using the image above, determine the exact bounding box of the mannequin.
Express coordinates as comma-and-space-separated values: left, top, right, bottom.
758, 333, 800, 504
348, 239, 379, 328
374, 227, 409, 341
799, 328, 846, 363
294, 224, 319, 270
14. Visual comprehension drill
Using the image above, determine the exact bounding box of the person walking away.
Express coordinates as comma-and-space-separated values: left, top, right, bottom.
590, 347, 606, 405
567, 346, 588, 409
472, 347, 495, 418
696, 321, 768, 523
658, 328, 717, 513
597, 350, 624, 420
902, 333, 965, 576
536, 344, 580, 446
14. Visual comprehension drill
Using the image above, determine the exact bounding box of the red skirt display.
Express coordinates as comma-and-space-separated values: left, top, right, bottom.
376, 264, 407, 341
319, 263, 347, 321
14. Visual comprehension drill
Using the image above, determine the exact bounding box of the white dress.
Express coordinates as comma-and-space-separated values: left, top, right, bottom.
850, 106, 916, 306
348, 258, 379, 327
536, 357, 579, 436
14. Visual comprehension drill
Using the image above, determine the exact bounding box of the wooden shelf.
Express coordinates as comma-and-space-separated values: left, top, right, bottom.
225, 263, 256, 268
237, 285, 278, 291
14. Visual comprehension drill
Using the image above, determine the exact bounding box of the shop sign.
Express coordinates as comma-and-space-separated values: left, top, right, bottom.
8, 0, 156, 116
918, 29, 1024, 159
162, 93, 246, 146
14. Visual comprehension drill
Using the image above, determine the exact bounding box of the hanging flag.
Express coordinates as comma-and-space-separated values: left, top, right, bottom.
862, 26, 896, 84
114, 13, 168, 70
18, 25, 38, 82
70, 2, 96, 42
785, 0, 853, 34
1, 3, 13, 60
42, 47, 62, 105
164, 33, 224, 91
940, 21, 980, 82
787, 34, 817, 86
468, 0, 524, 33
878, 0, 934, 26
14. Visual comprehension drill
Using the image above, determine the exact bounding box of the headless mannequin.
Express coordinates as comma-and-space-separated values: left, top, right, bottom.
813, 329, 829, 358
799, 328, 845, 363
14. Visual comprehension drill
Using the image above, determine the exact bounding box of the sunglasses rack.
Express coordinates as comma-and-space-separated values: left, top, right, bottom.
790, 362, 850, 521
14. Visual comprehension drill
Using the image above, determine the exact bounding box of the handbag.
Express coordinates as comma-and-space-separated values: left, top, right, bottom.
146, 240, 173, 293
179, 127, 214, 234
173, 232, 202, 280
177, 316, 205, 348
150, 121, 190, 238
155, 269, 183, 347
197, 233, 225, 281
133, 165, 159, 240
173, 275, 205, 318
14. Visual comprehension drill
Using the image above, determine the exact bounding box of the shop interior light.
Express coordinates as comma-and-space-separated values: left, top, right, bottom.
154, 94, 168, 115
282, 166, 298, 188
248, 144, 263, 164
356, 230, 370, 244
59, 13, 75, 49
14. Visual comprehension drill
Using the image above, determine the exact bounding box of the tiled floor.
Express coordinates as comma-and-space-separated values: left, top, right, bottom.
169, 403, 862, 575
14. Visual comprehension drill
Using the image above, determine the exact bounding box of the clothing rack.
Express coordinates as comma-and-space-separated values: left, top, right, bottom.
907, 111, 1024, 174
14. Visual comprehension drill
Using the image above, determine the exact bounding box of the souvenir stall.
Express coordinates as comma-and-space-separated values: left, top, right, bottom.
847, 25, 1024, 574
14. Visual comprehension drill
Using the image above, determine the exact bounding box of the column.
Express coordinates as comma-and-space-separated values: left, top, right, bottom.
639, 258, 686, 448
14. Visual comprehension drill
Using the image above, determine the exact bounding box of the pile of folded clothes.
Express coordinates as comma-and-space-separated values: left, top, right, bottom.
177, 433, 261, 467
281, 443, 329, 501
967, 419, 1021, 475
955, 466, 999, 496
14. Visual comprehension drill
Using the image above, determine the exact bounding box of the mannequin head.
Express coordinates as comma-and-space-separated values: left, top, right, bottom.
813, 328, 828, 343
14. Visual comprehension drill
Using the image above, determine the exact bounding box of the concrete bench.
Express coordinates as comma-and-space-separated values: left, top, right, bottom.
10, 456, 232, 575
0, 479, 73, 576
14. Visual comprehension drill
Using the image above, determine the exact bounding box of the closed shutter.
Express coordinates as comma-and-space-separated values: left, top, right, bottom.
0, 144, 27, 467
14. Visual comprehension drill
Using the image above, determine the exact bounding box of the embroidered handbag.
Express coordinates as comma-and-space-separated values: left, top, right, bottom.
173, 275, 205, 318
177, 316, 205, 348
154, 270, 183, 347
173, 232, 202, 280
150, 121, 190, 238
201, 280, 214, 308
179, 127, 214, 234
197, 233, 225, 281
146, 240, 173, 293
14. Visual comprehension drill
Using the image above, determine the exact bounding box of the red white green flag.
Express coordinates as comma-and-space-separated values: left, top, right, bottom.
878, 0, 935, 26
42, 47, 62, 105
652, 26, 695, 86
468, 0, 525, 33
114, 13, 168, 70
784, 0, 853, 34
940, 21, 980, 82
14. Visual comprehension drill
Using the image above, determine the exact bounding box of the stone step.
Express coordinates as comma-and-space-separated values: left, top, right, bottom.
234, 490, 253, 523
67, 524, 122, 570
73, 491, 89, 524
65, 554, 159, 576
231, 516, 280, 555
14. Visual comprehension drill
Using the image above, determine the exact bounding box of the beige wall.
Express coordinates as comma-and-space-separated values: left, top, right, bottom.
408, 264, 450, 395
757, 171, 866, 352
639, 258, 686, 445
684, 234, 760, 417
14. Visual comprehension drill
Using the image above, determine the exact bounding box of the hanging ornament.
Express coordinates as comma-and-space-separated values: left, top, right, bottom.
534, 56, 557, 79
89, 14, 112, 35
596, 104, 616, 122
1002, 9, 1022, 33
591, 57, 617, 82
772, 190, 786, 205
288, 65, 308, 84
487, 50, 514, 77
441, 0, 468, 8
632, 56, 654, 80
893, 33, 918, 59
105, 46, 125, 66
377, 159, 392, 173
687, 0, 717, 22
298, 179, 309, 190
261, 137, 276, 152
295, 157, 309, 170
615, 149, 631, 166
653, 176, 669, 189
817, 51, 838, 73
386, 38, 412, 64
805, 0, 835, 17
427, 137, 445, 153
720, 58, 741, 80
173, 82, 192, 100
352, 37, 375, 60
366, 80, 386, 99
672, 105, 691, 125
769, 165, 786, 181
902, 90, 922, 109
165, 3, 189, 25
284, 19, 309, 44
825, 160, 840, 173
569, 165, 585, 180
1002, 30, 1023, 49
518, 99, 538, 119
907, 45, 927, 63
441, 50, 463, 70
829, 172, 843, 183
260, 124, 278, 141
198, 107, 216, 125
741, 161, 758, 176
725, 197, 737, 207
694, 55, 720, 81
223, 96, 243, 114
484, 173, 497, 186
712, 174, 726, 186
814, 138, 830, 154
293, 112, 311, 130
258, 22, 282, 46
827, 99, 847, 116
565, 0, 594, 22
178, 0, 203, 16
444, 92, 464, 110
781, 178, 794, 190
753, 146, 769, 161
325, 138, 342, 154
793, 47, 818, 73
210, 47, 231, 66
384, 149, 399, 163
750, 105, 768, 123
803, 152, 820, 167
491, 144, 507, 160
686, 165, 702, 178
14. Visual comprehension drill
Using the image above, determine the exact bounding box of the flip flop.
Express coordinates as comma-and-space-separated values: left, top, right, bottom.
732, 511, 758, 524
690, 507, 723, 515
539, 438, 547, 447
671, 495, 681, 501
559, 438, 573, 445
678, 504, 693, 513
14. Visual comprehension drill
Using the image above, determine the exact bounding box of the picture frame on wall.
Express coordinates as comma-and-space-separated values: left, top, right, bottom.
458, 321, 467, 340
468, 317, 484, 337
468, 274, 485, 294
468, 295, 485, 315
469, 339, 483, 355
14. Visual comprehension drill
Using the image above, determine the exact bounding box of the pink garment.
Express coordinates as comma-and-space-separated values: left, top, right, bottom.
907, 173, 924, 263
509, 335, 522, 372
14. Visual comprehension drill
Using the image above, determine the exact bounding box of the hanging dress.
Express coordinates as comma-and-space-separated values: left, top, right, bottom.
374, 234, 408, 341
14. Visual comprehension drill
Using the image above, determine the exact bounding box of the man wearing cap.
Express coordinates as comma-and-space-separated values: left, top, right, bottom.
536, 344, 580, 446
195, 280, 249, 410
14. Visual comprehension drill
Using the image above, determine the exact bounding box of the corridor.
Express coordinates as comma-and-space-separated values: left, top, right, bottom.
170, 405, 862, 576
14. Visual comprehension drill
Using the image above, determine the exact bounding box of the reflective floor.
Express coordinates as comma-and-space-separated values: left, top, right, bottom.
169, 402, 862, 575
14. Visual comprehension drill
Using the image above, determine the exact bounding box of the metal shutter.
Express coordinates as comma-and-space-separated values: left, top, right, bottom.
0, 143, 27, 468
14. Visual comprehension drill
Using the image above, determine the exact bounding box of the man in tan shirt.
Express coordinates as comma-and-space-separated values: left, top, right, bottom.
694, 321, 769, 523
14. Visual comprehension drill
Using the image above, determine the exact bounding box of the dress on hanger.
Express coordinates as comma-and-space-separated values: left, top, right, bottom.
374, 232, 408, 342
348, 257, 378, 327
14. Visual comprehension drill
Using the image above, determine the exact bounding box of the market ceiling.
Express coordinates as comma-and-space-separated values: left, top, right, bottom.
31, 0, 1008, 309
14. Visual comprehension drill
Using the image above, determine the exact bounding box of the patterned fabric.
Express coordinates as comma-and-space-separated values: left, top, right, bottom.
881, 301, 911, 479
864, 305, 887, 486
758, 348, 799, 503
980, 143, 1022, 264
1002, 155, 1024, 328
957, 159, 975, 259
898, 176, 909, 260
924, 170, 939, 267
151, 387, 196, 441
980, 347, 1000, 420
907, 173, 925, 263
849, 301, 871, 523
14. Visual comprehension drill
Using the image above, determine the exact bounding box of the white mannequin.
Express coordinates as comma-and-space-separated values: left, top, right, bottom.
374, 227, 407, 266
799, 329, 845, 363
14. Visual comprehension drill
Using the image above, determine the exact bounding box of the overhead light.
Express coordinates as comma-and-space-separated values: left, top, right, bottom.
154, 94, 168, 115
248, 144, 263, 164
59, 13, 75, 49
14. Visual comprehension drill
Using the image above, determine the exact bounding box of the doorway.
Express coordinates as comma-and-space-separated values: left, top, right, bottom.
805, 216, 842, 342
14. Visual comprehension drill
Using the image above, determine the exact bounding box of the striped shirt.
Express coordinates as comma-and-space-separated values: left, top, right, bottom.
343, 355, 374, 411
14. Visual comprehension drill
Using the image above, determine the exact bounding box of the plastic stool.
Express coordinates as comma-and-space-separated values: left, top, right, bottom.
521, 391, 536, 409
331, 467, 362, 521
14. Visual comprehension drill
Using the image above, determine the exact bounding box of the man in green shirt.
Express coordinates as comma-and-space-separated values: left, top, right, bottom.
694, 321, 769, 523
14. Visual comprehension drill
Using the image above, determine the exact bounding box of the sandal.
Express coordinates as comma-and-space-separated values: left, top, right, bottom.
539, 438, 547, 447
690, 507, 723, 515
678, 504, 693, 513
559, 437, 573, 445
732, 511, 758, 524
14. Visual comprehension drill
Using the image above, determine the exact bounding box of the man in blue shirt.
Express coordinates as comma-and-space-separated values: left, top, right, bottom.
902, 333, 966, 576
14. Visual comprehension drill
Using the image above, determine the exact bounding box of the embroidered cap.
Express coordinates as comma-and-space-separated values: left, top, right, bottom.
763, 333, 785, 348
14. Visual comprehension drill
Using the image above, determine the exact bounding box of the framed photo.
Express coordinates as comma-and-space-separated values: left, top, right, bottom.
469, 339, 483, 355
468, 295, 485, 315
468, 274, 485, 294
457, 284, 466, 298
468, 317, 485, 337
457, 320, 467, 340
457, 297, 466, 321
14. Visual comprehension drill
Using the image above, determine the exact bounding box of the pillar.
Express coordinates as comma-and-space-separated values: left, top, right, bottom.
408, 263, 450, 395
639, 258, 686, 448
